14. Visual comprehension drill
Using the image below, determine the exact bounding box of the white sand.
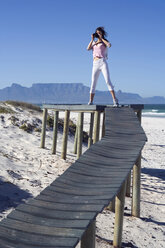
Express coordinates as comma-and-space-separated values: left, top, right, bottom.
0, 103, 164, 247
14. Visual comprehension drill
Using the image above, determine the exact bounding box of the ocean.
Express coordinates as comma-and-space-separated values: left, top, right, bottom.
143, 104, 165, 118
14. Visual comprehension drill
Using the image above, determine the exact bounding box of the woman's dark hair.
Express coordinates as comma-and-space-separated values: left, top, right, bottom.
95, 26, 108, 40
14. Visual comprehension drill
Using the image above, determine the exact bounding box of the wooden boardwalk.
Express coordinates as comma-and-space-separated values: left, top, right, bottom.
0, 107, 147, 248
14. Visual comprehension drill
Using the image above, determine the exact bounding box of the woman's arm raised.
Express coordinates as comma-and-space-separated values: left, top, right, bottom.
97, 32, 111, 47
87, 34, 94, 50
101, 38, 111, 48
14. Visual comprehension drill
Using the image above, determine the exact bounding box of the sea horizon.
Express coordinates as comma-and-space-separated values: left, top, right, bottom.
142, 104, 165, 118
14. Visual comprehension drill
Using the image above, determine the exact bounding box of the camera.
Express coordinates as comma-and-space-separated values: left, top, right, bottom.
93, 32, 99, 38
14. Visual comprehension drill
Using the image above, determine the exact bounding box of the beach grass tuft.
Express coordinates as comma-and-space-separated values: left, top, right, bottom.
47, 114, 89, 143
5, 101, 42, 112
0, 106, 15, 114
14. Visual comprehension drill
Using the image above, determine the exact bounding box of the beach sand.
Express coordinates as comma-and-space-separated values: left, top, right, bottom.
0, 102, 164, 247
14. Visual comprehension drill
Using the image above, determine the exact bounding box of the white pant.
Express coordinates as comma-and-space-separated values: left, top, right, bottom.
90, 58, 114, 94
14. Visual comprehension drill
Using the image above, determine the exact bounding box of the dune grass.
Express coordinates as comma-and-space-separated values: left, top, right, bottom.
0, 106, 15, 114
5, 101, 42, 112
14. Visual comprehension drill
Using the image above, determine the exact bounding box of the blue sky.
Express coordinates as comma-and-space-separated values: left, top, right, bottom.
0, 0, 165, 97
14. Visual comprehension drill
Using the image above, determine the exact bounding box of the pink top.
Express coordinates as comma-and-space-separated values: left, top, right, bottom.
92, 41, 108, 59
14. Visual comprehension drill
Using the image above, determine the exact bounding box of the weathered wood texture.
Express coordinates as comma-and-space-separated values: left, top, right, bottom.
77, 112, 84, 159
0, 107, 146, 248
52, 111, 59, 154
40, 108, 47, 148
61, 110, 70, 160
88, 112, 94, 148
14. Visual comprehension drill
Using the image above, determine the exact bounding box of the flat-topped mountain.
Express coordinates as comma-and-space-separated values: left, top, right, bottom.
0, 83, 164, 104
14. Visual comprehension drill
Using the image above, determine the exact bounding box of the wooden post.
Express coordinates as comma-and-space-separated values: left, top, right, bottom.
102, 111, 105, 138
93, 111, 100, 144
126, 172, 131, 197
77, 112, 84, 159
106, 197, 115, 212
137, 109, 142, 123
61, 110, 70, 160
40, 108, 47, 148
52, 111, 59, 154
131, 109, 142, 217
113, 181, 126, 248
132, 154, 141, 217
73, 122, 78, 154
81, 220, 95, 248
88, 112, 94, 148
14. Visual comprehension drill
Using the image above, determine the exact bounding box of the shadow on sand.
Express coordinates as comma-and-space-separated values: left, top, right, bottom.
0, 179, 32, 215
96, 234, 138, 248
141, 167, 165, 181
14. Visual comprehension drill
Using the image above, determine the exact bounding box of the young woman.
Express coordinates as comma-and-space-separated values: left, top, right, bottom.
87, 27, 119, 106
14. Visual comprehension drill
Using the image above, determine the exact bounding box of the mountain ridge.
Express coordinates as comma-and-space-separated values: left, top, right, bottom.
0, 83, 164, 104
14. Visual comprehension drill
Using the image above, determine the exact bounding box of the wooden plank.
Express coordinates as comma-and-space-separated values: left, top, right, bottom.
0, 238, 71, 248
59, 171, 129, 184
16, 204, 97, 220
87, 144, 140, 155
93, 140, 143, 149
0, 218, 83, 238
0, 225, 78, 247
75, 158, 136, 169
81, 152, 139, 162
46, 185, 117, 196
8, 210, 90, 228
54, 176, 127, 189
37, 194, 109, 205
69, 163, 133, 174
68, 167, 129, 178
43, 104, 106, 111
62, 170, 129, 181
41, 188, 115, 200
49, 182, 120, 194
53, 175, 128, 187
77, 157, 135, 167
26, 199, 104, 212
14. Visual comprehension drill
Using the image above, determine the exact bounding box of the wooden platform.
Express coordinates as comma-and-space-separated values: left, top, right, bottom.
0, 107, 147, 248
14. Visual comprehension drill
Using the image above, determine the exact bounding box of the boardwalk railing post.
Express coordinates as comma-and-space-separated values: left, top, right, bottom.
81, 220, 96, 248
40, 108, 47, 148
73, 118, 78, 154
113, 181, 126, 248
126, 172, 131, 197
52, 111, 59, 154
107, 197, 115, 212
132, 154, 141, 217
61, 110, 70, 160
93, 111, 100, 144
102, 111, 105, 138
77, 112, 84, 159
88, 112, 94, 148
131, 109, 142, 217
137, 109, 142, 123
